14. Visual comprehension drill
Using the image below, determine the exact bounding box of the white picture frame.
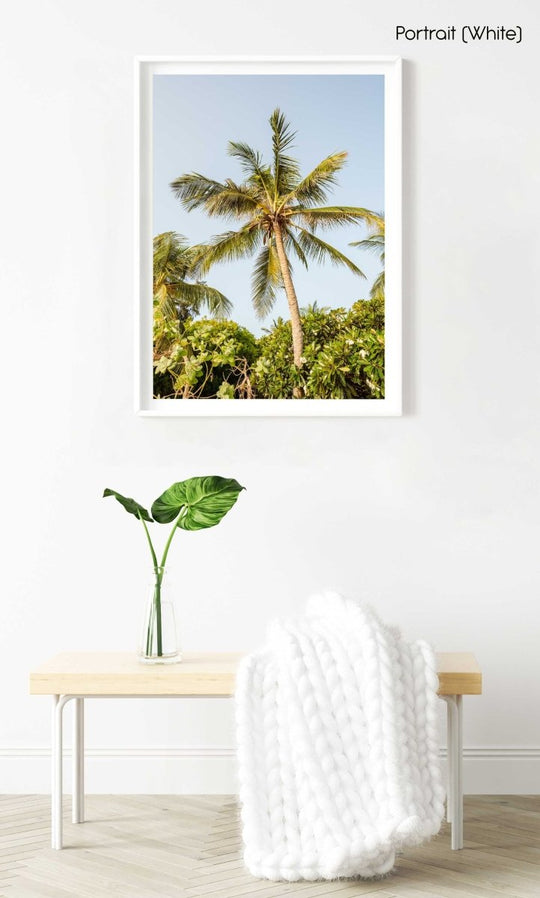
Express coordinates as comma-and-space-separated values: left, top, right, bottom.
136, 56, 402, 416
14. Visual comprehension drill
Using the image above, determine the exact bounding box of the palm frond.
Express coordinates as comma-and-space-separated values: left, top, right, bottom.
270, 109, 296, 155
290, 206, 383, 231
170, 173, 229, 212
153, 231, 232, 322
153, 232, 192, 284
251, 242, 282, 319
153, 275, 232, 321
153, 283, 179, 321
285, 152, 347, 207
356, 215, 385, 236
270, 108, 300, 194
195, 226, 262, 276
174, 281, 233, 318
350, 217, 385, 263
227, 140, 276, 203
350, 232, 385, 253
248, 166, 277, 205
206, 182, 260, 219
227, 141, 264, 174
292, 226, 366, 277
369, 270, 385, 301
300, 301, 330, 315
284, 230, 309, 269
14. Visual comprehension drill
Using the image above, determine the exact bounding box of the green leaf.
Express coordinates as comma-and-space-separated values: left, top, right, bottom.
195, 226, 262, 277
251, 242, 282, 319
151, 476, 245, 530
217, 382, 235, 399
103, 489, 153, 522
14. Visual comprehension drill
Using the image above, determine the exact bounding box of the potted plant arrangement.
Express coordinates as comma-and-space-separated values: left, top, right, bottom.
103, 476, 244, 663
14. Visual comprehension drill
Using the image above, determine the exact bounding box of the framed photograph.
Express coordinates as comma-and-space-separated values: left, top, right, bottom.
136, 56, 401, 416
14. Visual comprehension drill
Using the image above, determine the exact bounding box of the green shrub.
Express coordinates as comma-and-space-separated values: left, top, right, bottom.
253, 298, 385, 399
153, 298, 384, 400
153, 318, 259, 399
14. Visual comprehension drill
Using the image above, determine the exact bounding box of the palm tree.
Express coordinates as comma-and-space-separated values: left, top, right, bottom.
153, 231, 232, 325
350, 217, 385, 302
170, 110, 380, 394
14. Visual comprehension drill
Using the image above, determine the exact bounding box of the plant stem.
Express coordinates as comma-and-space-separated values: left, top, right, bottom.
145, 598, 154, 656
138, 512, 162, 657
159, 510, 184, 571
154, 575, 162, 657
139, 511, 183, 659
139, 514, 159, 573
151, 512, 184, 658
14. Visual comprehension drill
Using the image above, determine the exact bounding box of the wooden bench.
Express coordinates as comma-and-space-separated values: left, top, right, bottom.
30, 651, 482, 851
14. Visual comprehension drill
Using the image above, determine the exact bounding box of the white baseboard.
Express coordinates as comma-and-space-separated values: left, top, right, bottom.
444, 747, 540, 795
1, 746, 539, 794
0, 746, 238, 794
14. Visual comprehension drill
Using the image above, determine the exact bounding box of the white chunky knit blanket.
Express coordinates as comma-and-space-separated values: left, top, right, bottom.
236, 593, 445, 881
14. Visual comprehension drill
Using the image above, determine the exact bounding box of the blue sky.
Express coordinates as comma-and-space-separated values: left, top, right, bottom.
153, 74, 384, 335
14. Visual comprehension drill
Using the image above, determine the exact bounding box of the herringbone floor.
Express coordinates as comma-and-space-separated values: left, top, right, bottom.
1, 796, 539, 897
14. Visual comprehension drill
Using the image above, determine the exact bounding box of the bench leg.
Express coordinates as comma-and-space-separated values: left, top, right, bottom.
73, 698, 85, 824
52, 695, 81, 848
444, 694, 463, 849
51, 695, 63, 850
446, 698, 454, 824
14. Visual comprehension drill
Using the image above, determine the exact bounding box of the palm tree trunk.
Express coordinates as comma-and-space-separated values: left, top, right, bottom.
273, 223, 304, 398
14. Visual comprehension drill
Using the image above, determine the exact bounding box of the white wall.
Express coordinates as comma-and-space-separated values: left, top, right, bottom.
0, 0, 539, 794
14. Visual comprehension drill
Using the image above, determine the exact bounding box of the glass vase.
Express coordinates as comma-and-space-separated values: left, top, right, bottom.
139, 568, 181, 664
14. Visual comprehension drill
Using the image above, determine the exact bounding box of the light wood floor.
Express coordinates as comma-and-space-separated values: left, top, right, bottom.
1, 796, 539, 897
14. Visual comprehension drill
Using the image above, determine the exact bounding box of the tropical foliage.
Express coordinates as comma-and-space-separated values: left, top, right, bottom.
104, 477, 244, 658
153, 318, 259, 399
350, 217, 385, 302
153, 109, 387, 400
254, 299, 385, 399
153, 298, 384, 400
170, 109, 381, 391
153, 232, 231, 351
